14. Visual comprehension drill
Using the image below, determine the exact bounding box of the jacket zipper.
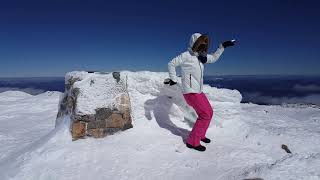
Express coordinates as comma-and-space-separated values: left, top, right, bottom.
189, 74, 192, 88
198, 61, 202, 91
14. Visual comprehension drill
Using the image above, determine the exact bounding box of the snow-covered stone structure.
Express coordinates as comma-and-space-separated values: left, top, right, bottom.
56, 71, 133, 140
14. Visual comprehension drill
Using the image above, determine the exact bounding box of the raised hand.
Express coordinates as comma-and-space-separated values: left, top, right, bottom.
222, 39, 236, 48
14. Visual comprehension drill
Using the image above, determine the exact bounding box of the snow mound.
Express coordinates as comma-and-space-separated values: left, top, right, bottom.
0, 91, 61, 162
0, 91, 33, 101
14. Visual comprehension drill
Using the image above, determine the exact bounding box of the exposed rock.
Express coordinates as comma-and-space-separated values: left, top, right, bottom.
87, 120, 106, 129
281, 144, 292, 153
106, 112, 125, 128
104, 127, 122, 135
72, 114, 95, 122
112, 72, 121, 83
95, 108, 112, 121
72, 121, 86, 140
122, 123, 133, 131
87, 128, 106, 138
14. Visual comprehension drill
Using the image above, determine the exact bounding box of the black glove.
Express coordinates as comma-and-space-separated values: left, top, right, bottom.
222, 40, 236, 48
164, 78, 177, 86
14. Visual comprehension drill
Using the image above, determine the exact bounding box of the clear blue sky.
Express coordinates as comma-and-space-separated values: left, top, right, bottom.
1, 0, 319, 77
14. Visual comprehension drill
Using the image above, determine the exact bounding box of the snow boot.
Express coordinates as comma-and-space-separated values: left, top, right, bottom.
201, 137, 211, 143
186, 143, 206, 152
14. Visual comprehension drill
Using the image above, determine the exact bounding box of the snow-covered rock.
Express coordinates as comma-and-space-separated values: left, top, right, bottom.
56, 71, 133, 140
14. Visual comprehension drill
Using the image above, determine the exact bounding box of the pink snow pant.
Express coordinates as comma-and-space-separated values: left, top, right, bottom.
183, 92, 213, 146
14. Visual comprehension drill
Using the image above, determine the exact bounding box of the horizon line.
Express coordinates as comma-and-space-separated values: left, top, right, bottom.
1, 74, 320, 79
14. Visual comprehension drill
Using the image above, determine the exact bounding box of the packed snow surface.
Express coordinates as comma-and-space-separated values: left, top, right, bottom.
0, 71, 319, 180
65, 71, 127, 115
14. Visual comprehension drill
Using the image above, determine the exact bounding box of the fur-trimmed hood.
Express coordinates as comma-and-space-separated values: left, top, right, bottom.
188, 33, 209, 55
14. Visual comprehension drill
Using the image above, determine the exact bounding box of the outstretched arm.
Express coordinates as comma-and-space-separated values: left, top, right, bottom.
206, 44, 225, 64
207, 39, 236, 64
168, 53, 184, 82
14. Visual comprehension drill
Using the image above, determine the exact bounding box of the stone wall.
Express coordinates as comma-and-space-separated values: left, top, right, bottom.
56, 71, 133, 140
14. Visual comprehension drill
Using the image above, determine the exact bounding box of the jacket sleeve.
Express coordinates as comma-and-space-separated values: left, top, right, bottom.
168, 53, 184, 82
207, 44, 225, 64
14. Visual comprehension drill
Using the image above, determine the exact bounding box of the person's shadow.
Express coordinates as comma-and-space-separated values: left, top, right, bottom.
144, 86, 194, 143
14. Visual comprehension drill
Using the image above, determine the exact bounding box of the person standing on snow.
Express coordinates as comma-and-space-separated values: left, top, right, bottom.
166, 33, 235, 152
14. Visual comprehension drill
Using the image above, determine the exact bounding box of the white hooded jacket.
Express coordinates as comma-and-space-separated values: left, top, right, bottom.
168, 33, 225, 94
